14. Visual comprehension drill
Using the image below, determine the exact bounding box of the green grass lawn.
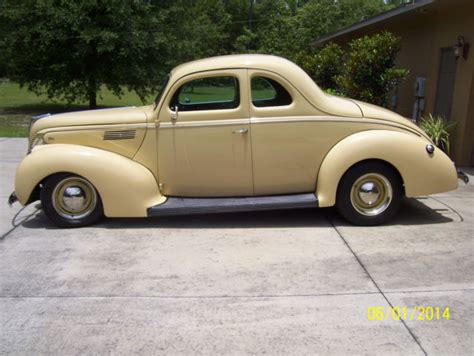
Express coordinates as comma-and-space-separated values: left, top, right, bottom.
179, 86, 236, 103
179, 86, 275, 104
0, 81, 153, 137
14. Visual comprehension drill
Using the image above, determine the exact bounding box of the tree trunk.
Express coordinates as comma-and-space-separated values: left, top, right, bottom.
88, 90, 97, 109
87, 41, 98, 110
248, 0, 254, 31
88, 75, 97, 109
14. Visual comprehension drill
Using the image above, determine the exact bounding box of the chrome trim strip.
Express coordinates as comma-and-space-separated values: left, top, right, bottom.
158, 116, 420, 136
159, 118, 250, 129
38, 123, 152, 135
250, 116, 421, 136
32, 113, 51, 120
251, 116, 367, 124
103, 129, 136, 140
36, 116, 420, 137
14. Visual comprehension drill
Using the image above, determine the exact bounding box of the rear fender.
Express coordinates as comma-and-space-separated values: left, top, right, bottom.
15, 144, 165, 217
316, 130, 458, 207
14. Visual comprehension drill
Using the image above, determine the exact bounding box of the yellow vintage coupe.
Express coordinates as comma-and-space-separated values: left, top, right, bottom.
9, 55, 463, 227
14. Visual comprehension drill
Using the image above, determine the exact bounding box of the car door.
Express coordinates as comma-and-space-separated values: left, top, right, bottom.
157, 69, 254, 197
249, 70, 339, 196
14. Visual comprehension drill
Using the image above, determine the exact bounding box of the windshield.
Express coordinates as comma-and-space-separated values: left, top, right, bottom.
154, 74, 170, 108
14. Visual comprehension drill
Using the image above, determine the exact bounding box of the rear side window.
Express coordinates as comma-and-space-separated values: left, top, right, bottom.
251, 76, 292, 107
170, 76, 240, 111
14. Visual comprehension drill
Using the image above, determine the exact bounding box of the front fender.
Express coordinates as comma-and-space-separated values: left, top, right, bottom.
316, 130, 458, 207
15, 144, 165, 217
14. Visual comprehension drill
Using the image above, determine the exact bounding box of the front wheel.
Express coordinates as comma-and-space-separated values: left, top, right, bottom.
336, 162, 403, 226
40, 173, 104, 228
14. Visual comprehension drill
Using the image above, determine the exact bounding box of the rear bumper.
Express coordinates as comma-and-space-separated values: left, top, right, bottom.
8, 191, 18, 206
457, 170, 469, 184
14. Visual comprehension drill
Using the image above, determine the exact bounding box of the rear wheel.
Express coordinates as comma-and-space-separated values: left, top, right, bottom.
336, 162, 403, 225
40, 173, 103, 228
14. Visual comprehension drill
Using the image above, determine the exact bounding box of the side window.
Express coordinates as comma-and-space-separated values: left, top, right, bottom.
170, 76, 240, 111
251, 76, 292, 107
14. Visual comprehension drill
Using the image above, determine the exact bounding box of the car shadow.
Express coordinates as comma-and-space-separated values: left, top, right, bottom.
20, 197, 456, 231
22, 207, 333, 230
332, 197, 457, 228
394, 197, 459, 225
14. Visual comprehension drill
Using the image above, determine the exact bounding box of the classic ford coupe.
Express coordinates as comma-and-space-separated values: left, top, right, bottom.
9, 55, 462, 227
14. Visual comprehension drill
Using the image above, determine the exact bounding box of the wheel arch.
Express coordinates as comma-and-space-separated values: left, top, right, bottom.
15, 144, 165, 217
336, 158, 405, 200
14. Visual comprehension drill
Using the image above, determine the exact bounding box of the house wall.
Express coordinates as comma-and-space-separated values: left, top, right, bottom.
322, 0, 474, 165
393, 3, 474, 165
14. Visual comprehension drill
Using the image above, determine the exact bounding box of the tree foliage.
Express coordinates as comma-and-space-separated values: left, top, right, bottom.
299, 32, 408, 106
295, 43, 344, 90
1, 0, 399, 108
336, 32, 409, 105
1, 0, 228, 108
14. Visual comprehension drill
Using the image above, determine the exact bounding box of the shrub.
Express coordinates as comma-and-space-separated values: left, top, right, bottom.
336, 32, 409, 106
304, 32, 408, 105
295, 43, 344, 91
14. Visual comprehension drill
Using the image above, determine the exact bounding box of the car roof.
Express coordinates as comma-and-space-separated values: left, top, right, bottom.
168, 54, 363, 118
171, 54, 296, 78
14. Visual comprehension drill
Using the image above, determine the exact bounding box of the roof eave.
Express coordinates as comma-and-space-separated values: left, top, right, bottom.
313, 0, 435, 46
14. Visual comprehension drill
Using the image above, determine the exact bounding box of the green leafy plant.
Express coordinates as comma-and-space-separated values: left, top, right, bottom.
295, 43, 344, 91
336, 32, 409, 106
419, 114, 456, 153
324, 88, 345, 97
297, 32, 408, 106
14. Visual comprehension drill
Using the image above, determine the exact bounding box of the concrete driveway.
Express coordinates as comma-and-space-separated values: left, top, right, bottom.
1, 138, 473, 355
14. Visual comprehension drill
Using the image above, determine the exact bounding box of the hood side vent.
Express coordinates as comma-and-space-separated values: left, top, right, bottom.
103, 129, 136, 140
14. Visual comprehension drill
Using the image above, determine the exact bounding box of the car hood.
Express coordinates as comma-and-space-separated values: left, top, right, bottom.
30, 105, 153, 140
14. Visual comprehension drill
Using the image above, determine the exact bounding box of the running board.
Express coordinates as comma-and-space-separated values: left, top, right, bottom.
147, 194, 318, 217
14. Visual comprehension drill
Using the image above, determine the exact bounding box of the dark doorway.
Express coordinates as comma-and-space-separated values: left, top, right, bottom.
434, 47, 457, 119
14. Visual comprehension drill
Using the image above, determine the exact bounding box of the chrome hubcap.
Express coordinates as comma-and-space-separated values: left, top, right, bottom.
350, 173, 392, 216
62, 186, 87, 212
359, 182, 381, 205
52, 177, 97, 220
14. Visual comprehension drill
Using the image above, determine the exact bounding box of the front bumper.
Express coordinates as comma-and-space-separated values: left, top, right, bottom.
8, 191, 18, 206
457, 170, 469, 184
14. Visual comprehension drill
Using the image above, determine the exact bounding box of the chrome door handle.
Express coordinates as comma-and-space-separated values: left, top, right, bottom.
170, 105, 178, 122
232, 128, 248, 134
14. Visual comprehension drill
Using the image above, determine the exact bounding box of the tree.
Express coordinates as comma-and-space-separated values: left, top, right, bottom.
1, 0, 400, 107
257, 0, 394, 59
2, 0, 229, 108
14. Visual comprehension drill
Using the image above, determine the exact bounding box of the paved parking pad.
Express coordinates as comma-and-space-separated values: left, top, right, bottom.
1, 139, 473, 355
1, 295, 424, 355
0, 212, 377, 297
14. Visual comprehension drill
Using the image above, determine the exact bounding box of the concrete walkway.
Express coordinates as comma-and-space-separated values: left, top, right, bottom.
1, 138, 473, 355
